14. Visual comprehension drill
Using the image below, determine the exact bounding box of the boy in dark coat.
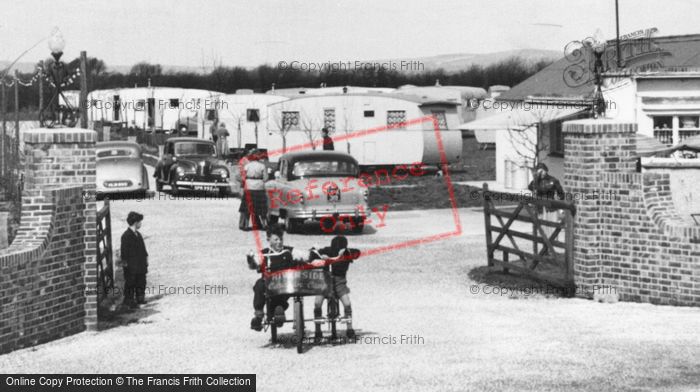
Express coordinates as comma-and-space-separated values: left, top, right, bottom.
313, 235, 360, 340
121, 212, 148, 308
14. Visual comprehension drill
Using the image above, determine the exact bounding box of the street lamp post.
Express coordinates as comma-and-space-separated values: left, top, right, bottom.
39, 28, 76, 128
586, 30, 607, 119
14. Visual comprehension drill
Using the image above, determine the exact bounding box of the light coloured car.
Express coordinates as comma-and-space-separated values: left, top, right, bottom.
95, 141, 149, 197
265, 151, 369, 233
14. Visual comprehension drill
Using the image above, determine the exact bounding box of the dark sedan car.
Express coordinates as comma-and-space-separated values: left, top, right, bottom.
154, 137, 232, 195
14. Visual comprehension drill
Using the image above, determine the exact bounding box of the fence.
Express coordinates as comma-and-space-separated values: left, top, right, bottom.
482, 183, 576, 291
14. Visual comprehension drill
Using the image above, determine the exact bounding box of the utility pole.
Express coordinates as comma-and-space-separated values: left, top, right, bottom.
14, 70, 19, 163
1, 81, 5, 176
616, 0, 622, 68
79, 51, 88, 128
38, 61, 44, 116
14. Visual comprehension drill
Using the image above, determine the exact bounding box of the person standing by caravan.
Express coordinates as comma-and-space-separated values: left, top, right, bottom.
239, 149, 268, 230
210, 121, 219, 143
321, 127, 334, 151
216, 123, 230, 158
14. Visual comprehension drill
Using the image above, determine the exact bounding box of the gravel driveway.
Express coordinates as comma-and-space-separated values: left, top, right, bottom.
1, 174, 699, 391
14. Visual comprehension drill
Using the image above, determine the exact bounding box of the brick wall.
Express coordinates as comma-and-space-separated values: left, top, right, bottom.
0, 128, 97, 354
563, 120, 700, 306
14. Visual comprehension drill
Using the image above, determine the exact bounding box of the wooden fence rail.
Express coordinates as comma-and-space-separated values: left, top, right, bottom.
96, 200, 114, 298
482, 183, 576, 292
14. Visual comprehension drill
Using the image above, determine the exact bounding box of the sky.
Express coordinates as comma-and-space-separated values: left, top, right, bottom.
1, 0, 699, 70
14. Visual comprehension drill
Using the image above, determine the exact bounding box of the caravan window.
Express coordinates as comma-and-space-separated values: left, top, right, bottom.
282, 111, 300, 130
324, 108, 336, 131
205, 109, 217, 121
387, 110, 406, 129
363, 110, 374, 118
169, 99, 180, 109
431, 110, 447, 130
247, 109, 260, 122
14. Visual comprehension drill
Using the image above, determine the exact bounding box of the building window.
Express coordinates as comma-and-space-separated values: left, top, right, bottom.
364, 110, 375, 117
548, 121, 564, 156
282, 111, 300, 130
431, 110, 448, 130
387, 110, 407, 128
678, 115, 700, 142
324, 108, 336, 132
247, 109, 260, 122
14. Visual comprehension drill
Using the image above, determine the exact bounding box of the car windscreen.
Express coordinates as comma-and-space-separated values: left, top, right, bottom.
174, 142, 216, 156
96, 148, 139, 159
290, 160, 358, 179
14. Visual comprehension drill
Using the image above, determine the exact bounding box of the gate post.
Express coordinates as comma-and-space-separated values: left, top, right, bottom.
562, 120, 636, 297
23, 127, 98, 329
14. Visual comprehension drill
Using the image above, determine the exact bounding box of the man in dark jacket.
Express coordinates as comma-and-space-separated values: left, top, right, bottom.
321, 127, 334, 151
121, 211, 148, 308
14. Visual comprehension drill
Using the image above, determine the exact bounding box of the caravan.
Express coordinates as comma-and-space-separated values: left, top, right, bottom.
264, 92, 463, 167
87, 87, 223, 137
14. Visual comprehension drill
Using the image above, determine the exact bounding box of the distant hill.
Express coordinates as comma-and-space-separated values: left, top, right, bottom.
1, 49, 561, 76
404, 49, 561, 73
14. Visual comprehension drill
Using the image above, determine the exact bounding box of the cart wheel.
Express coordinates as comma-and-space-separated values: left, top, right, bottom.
270, 322, 278, 344
285, 217, 301, 234
294, 299, 304, 354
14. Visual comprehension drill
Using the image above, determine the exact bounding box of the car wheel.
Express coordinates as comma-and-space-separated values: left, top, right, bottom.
352, 217, 365, 234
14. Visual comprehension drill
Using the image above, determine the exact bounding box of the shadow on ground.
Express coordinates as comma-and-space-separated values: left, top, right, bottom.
468, 265, 575, 299
260, 329, 377, 353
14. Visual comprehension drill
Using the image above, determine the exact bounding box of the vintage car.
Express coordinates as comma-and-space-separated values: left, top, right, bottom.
265, 151, 369, 233
154, 137, 232, 195
95, 141, 149, 198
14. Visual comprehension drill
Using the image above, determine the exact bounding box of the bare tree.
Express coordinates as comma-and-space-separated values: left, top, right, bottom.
299, 107, 323, 150
504, 106, 562, 178
270, 103, 296, 153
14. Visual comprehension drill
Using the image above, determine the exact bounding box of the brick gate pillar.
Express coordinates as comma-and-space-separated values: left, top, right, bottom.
23, 128, 98, 330
562, 120, 637, 297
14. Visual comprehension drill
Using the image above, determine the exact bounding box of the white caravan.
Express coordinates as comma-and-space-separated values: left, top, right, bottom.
264, 92, 463, 167
87, 87, 223, 137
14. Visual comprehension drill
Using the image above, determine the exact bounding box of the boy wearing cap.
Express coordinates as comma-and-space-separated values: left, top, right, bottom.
121, 212, 149, 308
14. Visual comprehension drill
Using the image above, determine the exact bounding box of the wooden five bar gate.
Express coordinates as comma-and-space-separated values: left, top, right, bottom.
482, 183, 576, 293
96, 200, 114, 298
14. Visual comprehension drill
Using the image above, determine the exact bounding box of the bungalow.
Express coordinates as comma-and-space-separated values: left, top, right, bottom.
460, 33, 700, 193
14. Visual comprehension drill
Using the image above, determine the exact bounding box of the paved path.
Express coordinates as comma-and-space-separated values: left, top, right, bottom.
2, 184, 699, 391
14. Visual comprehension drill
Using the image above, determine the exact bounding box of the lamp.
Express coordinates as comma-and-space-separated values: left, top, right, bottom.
585, 29, 607, 118
40, 27, 76, 128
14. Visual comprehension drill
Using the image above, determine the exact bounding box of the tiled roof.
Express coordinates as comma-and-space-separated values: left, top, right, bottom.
498, 34, 700, 101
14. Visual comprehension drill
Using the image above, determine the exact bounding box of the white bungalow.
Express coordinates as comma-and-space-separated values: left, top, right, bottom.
460, 33, 700, 198
264, 92, 463, 167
